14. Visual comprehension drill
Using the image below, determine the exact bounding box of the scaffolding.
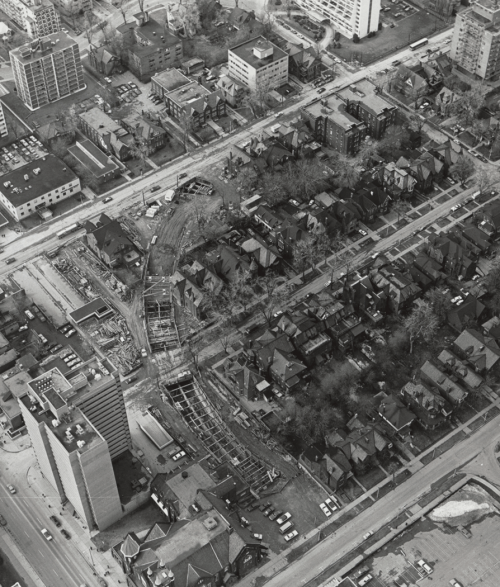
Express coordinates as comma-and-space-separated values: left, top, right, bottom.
143, 277, 180, 353
162, 373, 271, 493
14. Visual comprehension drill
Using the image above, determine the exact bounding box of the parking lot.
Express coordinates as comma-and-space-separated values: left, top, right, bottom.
0, 134, 48, 177
348, 482, 500, 587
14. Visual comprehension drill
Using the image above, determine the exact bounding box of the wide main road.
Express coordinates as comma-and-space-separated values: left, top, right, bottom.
0, 481, 98, 587
0, 26, 454, 270
237, 412, 500, 587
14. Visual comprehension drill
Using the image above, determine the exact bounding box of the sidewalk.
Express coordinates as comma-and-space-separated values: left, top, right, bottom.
26, 464, 126, 587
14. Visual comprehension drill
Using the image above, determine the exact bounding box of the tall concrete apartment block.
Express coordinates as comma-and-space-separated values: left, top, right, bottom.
293, 0, 380, 39
0, 103, 7, 138
10, 32, 85, 111
0, 0, 60, 38
18, 356, 131, 530
451, 0, 500, 80
228, 37, 288, 92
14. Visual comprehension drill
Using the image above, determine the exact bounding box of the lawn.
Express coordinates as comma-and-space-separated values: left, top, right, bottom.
330, 9, 447, 65
149, 138, 186, 167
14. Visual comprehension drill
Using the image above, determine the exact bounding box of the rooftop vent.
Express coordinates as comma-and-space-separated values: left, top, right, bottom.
76, 440, 86, 448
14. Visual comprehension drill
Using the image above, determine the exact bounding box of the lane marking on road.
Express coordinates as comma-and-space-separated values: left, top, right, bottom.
38, 549, 45, 558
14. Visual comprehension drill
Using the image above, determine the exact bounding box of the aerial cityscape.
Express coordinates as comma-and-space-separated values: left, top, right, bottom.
0, 0, 499, 585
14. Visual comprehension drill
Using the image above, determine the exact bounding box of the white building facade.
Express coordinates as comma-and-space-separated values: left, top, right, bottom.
0, 0, 60, 38
293, 0, 380, 39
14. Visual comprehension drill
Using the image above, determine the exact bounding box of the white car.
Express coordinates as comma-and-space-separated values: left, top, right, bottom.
417, 559, 433, 574
358, 574, 373, 586
363, 530, 374, 539
41, 528, 53, 541
104, 77, 112, 84
276, 512, 292, 525
284, 529, 299, 542
172, 450, 186, 461
359, 229, 368, 236
253, 533, 263, 540
325, 498, 338, 512
6, 484, 16, 494
451, 296, 463, 305
449, 580, 462, 587
320, 503, 332, 517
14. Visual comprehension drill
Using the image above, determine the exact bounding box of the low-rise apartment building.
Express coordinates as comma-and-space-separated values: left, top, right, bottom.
78, 108, 132, 161
0, 155, 80, 221
228, 36, 288, 91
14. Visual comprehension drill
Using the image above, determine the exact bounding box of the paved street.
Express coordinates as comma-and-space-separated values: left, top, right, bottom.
237, 410, 500, 587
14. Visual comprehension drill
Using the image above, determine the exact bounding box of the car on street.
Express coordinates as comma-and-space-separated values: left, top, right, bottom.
358, 229, 367, 236
150, 185, 161, 192
6, 484, 16, 494
103, 197, 113, 203
252, 533, 263, 540
284, 529, 299, 542
41, 528, 53, 541
320, 503, 332, 517
104, 77, 112, 84
0, 514, 6, 526
276, 512, 292, 525
50, 515, 61, 527
61, 528, 71, 540
5, 258, 15, 264
317, 87, 326, 94
450, 204, 462, 212
141, 348, 148, 357
178, 173, 188, 179
363, 530, 374, 539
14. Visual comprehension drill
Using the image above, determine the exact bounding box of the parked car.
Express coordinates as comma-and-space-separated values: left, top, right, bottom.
320, 503, 332, 517
61, 528, 71, 540
276, 512, 292, 525
5, 258, 15, 264
178, 173, 187, 179
172, 450, 186, 461
19, 324, 28, 331
103, 197, 113, 203
0, 514, 6, 526
449, 580, 462, 587
252, 533, 263, 540
263, 506, 275, 517
41, 528, 53, 541
259, 502, 272, 512
325, 498, 338, 512
65, 328, 76, 338
268, 510, 282, 521
358, 574, 373, 586
417, 560, 433, 574
49, 515, 61, 527
317, 87, 326, 94
284, 529, 299, 542
363, 530, 374, 539
6, 484, 16, 494
358, 229, 367, 236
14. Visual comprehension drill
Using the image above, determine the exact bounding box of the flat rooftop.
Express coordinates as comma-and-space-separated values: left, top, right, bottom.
166, 463, 215, 510
230, 36, 287, 69
153, 68, 191, 92
337, 79, 394, 116
0, 154, 78, 208
138, 412, 173, 450
303, 96, 362, 130
167, 81, 211, 106
10, 32, 78, 64
69, 297, 114, 324
68, 140, 120, 179
20, 394, 101, 454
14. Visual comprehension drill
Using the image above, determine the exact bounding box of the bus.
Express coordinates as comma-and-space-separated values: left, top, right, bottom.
56, 222, 81, 239
409, 38, 428, 51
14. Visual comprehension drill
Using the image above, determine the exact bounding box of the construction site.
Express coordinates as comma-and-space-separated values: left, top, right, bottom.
161, 372, 278, 496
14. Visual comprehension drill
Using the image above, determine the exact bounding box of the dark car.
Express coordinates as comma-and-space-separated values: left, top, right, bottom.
150, 185, 161, 192
5, 258, 15, 264
49, 515, 61, 527
268, 510, 282, 521
259, 502, 272, 512
263, 506, 275, 517
178, 173, 187, 179
60, 528, 71, 540
317, 87, 326, 94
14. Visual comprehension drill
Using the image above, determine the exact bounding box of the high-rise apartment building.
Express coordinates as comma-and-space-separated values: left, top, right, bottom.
228, 36, 288, 92
293, 0, 380, 39
18, 356, 131, 530
0, 102, 7, 138
0, 0, 60, 38
451, 0, 500, 80
10, 32, 85, 111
